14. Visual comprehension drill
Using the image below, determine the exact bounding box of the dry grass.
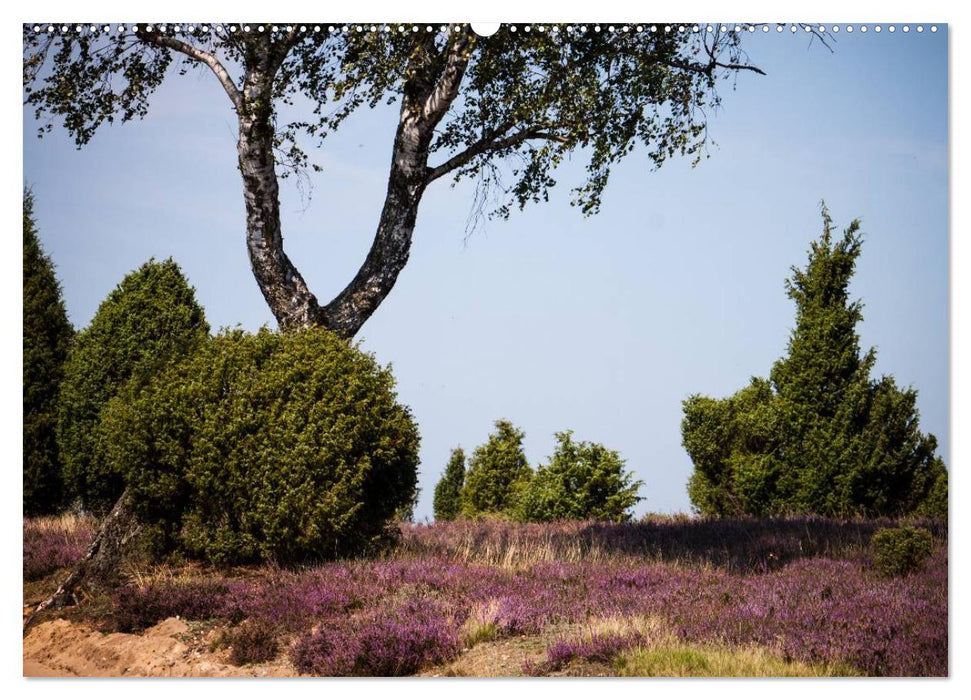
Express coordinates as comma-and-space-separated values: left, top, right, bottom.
460, 599, 504, 647
23, 512, 97, 535
536, 614, 858, 677
617, 642, 861, 677
399, 516, 946, 574
581, 614, 668, 642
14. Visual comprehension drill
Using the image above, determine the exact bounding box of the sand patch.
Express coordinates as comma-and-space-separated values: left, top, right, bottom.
23, 616, 295, 677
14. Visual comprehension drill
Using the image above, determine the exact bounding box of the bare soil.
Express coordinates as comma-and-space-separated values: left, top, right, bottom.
22, 613, 583, 678
23, 616, 296, 677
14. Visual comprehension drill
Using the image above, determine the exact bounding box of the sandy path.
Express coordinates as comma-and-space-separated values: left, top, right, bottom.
23, 617, 296, 677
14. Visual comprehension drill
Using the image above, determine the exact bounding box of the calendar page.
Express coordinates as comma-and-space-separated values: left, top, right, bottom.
21, 15, 949, 680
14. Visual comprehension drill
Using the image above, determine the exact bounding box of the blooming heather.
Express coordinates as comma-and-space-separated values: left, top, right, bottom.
23, 516, 97, 580
27, 515, 944, 676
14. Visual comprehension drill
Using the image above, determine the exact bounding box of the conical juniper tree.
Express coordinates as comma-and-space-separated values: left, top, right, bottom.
461, 420, 532, 518
23, 191, 74, 515
57, 259, 209, 515
24, 23, 769, 337
433, 447, 466, 521
683, 207, 947, 518
27, 260, 210, 619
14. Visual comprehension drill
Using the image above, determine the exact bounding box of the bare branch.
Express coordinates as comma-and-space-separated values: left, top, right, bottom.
712, 61, 767, 76
266, 26, 300, 77
426, 125, 568, 184
136, 27, 243, 112
662, 52, 766, 78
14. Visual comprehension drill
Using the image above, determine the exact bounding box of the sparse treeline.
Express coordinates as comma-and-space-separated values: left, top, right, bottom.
433, 420, 643, 523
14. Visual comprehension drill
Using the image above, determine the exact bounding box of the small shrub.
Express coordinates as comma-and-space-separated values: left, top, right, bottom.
461, 420, 532, 518
871, 526, 933, 577
101, 327, 420, 565
229, 619, 280, 665
516, 431, 643, 522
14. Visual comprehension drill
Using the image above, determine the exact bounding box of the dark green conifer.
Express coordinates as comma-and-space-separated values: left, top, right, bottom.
433, 447, 466, 521
517, 431, 642, 522
683, 207, 947, 518
460, 420, 532, 518
58, 258, 209, 514
23, 192, 74, 514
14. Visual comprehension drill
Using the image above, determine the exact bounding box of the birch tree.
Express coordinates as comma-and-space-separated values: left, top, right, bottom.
25, 23, 765, 337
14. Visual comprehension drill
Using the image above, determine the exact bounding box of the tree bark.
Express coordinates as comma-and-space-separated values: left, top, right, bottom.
25, 489, 142, 633
238, 96, 323, 330
239, 80, 433, 338
315, 97, 432, 337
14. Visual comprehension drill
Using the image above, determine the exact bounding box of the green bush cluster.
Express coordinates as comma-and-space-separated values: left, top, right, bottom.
683, 209, 947, 518
57, 258, 209, 515
24, 202, 419, 564
435, 421, 642, 522
23, 192, 74, 515
871, 526, 934, 578
101, 328, 420, 565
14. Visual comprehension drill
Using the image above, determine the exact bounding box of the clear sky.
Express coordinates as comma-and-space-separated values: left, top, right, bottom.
22, 25, 948, 519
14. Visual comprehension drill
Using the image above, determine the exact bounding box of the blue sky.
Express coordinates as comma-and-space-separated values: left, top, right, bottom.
22, 25, 949, 519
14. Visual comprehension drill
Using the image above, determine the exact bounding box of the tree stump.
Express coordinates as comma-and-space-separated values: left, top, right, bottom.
24, 490, 142, 634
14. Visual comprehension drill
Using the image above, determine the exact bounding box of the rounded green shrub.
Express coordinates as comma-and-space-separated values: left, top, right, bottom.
517, 431, 643, 523
23, 192, 75, 515
871, 526, 933, 578
57, 258, 208, 515
100, 328, 420, 565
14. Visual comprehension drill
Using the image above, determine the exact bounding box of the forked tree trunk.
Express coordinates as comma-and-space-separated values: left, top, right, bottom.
25, 490, 142, 633
240, 78, 434, 338
241, 33, 471, 338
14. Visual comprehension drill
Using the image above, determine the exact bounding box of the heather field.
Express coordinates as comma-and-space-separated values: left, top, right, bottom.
23, 516, 947, 677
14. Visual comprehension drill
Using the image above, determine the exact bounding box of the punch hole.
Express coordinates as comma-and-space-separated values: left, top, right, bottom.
470, 23, 500, 37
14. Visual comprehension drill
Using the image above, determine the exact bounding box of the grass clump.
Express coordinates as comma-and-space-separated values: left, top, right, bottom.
460, 599, 503, 647
617, 643, 861, 677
